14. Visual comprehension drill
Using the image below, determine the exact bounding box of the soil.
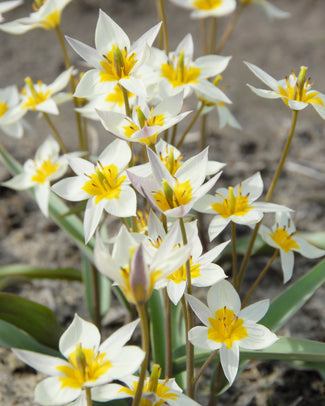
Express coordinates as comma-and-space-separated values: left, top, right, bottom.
0, 0, 325, 405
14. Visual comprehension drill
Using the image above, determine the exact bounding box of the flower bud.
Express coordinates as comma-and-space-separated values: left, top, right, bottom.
130, 244, 150, 304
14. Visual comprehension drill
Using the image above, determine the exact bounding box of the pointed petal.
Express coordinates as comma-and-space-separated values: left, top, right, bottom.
220, 343, 239, 386
207, 280, 241, 314
239, 299, 270, 322
188, 326, 221, 351
186, 294, 213, 326
12, 349, 66, 376
100, 320, 139, 354
35, 376, 81, 406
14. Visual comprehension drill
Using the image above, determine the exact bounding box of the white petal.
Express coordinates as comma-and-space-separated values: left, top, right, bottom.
244, 61, 279, 92
246, 84, 280, 99
220, 343, 239, 386
35, 376, 81, 406
167, 281, 186, 305
91, 383, 129, 402
51, 177, 89, 202
239, 299, 270, 322
240, 322, 278, 349
280, 249, 294, 283
59, 314, 101, 358
208, 216, 230, 241
188, 326, 221, 351
12, 349, 66, 376
105, 346, 145, 380
186, 294, 213, 326
103, 187, 137, 218
35, 184, 50, 217
294, 237, 325, 258
84, 199, 104, 243
207, 280, 241, 314
100, 320, 139, 354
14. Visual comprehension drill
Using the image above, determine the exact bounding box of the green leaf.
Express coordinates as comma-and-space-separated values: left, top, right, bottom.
172, 336, 325, 375
0, 320, 60, 357
0, 264, 82, 283
0, 293, 63, 349
148, 290, 166, 376
261, 258, 325, 332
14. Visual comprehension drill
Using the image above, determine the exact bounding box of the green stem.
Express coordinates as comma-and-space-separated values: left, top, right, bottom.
209, 364, 223, 406
55, 26, 86, 152
42, 113, 68, 153
156, 0, 169, 55
132, 304, 150, 406
231, 221, 238, 286
237, 110, 299, 291
200, 18, 208, 55
179, 218, 194, 398
215, 3, 246, 54
164, 288, 172, 378
209, 17, 217, 54
176, 103, 205, 149
200, 113, 207, 151
90, 264, 101, 330
85, 387, 92, 406
193, 349, 218, 390
242, 249, 279, 307
170, 123, 178, 146
120, 84, 132, 118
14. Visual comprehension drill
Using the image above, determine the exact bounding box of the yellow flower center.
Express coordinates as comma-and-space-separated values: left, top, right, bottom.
270, 227, 300, 253
105, 84, 134, 108
277, 73, 324, 107
121, 379, 180, 406
21, 80, 51, 111
192, 0, 222, 10
57, 345, 112, 389
0, 101, 8, 117
166, 257, 201, 284
81, 163, 126, 204
100, 45, 137, 82
208, 307, 248, 349
123, 107, 165, 145
159, 149, 183, 176
31, 159, 59, 184
153, 179, 193, 212
211, 186, 253, 218
161, 51, 201, 88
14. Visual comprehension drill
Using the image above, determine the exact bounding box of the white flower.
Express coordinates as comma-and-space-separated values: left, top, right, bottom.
128, 146, 222, 218
187, 280, 278, 386
149, 34, 231, 100
52, 140, 136, 243
94, 221, 190, 304
168, 0, 236, 19
0, 0, 22, 23
260, 212, 325, 283
97, 92, 191, 146
20, 68, 73, 115
240, 0, 290, 20
0, 0, 73, 34
12, 315, 144, 406
66, 9, 161, 98
2, 136, 69, 216
245, 62, 325, 119
194, 172, 291, 241
0, 85, 25, 138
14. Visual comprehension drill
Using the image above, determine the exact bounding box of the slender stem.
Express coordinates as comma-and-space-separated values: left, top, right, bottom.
164, 288, 172, 378
200, 114, 207, 151
42, 113, 68, 153
193, 349, 218, 390
237, 110, 299, 291
55, 26, 86, 152
231, 221, 238, 286
209, 17, 217, 54
90, 264, 101, 330
176, 103, 204, 149
170, 123, 178, 146
200, 19, 208, 55
179, 218, 194, 398
215, 3, 246, 54
156, 0, 169, 55
85, 387, 92, 406
242, 249, 279, 307
132, 304, 150, 406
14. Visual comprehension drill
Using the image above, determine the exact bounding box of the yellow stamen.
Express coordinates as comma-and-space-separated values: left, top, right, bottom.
211, 185, 253, 218
0, 101, 8, 117
100, 45, 137, 82
153, 179, 193, 212
31, 159, 59, 184
270, 227, 300, 253
208, 307, 248, 349
193, 0, 222, 10
161, 53, 201, 88
166, 257, 201, 284
81, 163, 126, 204
57, 345, 111, 389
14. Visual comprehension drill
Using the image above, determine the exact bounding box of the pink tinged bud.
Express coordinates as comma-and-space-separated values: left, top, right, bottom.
130, 244, 150, 304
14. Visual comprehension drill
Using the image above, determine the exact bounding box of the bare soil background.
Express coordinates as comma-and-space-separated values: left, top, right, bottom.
0, 0, 325, 405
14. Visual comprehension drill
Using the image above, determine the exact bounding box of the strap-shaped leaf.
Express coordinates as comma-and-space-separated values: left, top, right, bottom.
0, 293, 63, 349
0, 264, 82, 282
